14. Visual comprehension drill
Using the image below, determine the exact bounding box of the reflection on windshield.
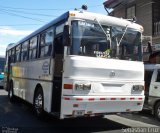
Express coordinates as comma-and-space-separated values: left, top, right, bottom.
111, 26, 142, 60
71, 20, 142, 61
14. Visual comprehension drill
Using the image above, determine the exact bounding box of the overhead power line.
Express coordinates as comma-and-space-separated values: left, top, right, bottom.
0, 4, 102, 11
0, 4, 103, 25
0, 10, 46, 22
0, 5, 71, 11
0, 8, 58, 17
0, 24, 42, 27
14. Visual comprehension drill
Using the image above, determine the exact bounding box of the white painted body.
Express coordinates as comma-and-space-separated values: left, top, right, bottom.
12, 58, 54, 113
60, 56, 144, 118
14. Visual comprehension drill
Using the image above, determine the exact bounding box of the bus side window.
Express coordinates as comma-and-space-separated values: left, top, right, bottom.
39, 27, 54, 58
15, 44, 21, 62
39, 33, 45, 58
21, 41, 29, 61
29, 36, 37, 60
54, 36, 63, 77
8, 50, 11, 63
45, 28, 54, 56
54, 23, 64, 55
54, 36, 63, 54
11, 48, 15, 63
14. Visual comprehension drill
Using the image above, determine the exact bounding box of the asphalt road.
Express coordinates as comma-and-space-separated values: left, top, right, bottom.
0, 89, 159, 133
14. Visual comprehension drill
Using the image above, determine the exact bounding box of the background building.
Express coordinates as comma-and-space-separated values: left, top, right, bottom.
104, 0, 160, 63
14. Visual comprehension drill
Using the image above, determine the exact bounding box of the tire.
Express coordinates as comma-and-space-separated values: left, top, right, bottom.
154, 102, 160, 121
8, 81, 15, 102
33, 88, 44, 117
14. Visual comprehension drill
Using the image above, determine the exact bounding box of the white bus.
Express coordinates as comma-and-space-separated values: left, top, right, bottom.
5, 10, 145, 119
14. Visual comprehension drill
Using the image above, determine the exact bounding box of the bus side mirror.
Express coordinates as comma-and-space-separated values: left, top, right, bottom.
62, 25, 70, 46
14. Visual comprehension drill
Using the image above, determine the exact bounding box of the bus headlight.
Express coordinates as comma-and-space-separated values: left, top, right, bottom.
132, 85, 144, 91
75, 83, 91, 91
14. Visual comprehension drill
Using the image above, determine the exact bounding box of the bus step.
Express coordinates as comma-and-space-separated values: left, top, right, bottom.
50, 112, 60, 117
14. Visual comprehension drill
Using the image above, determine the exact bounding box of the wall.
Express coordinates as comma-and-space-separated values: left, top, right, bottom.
110, 0, 153, 36
136, 0, 153, 36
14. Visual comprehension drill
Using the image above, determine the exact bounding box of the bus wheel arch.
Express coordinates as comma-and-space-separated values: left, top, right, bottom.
8, 80, 15, 102
154, 100, 160, 121
33, 84, 44, 117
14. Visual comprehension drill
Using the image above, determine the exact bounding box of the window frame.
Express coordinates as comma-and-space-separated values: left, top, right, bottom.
126, 5, 136, 19
15, 44, 21, 62
11, 48, 15, 63
21, 41, 29, 62
55, 23, 65, 35
29, 36, 38, 60
39, 26, 54, 58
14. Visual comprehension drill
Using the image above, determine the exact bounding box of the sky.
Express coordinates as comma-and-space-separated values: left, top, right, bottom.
0, 0, 107, 56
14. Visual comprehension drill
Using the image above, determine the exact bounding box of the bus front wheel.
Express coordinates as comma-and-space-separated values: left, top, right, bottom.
33, 88, 44, 117
154, 102, 160, 121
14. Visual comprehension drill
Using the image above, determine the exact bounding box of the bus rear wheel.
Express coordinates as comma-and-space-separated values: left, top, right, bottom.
154, 102, 160, 121
33, 88, 44, 117
8, 81, 15, 102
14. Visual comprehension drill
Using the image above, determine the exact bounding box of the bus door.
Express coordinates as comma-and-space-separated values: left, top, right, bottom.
52, 35, 64, 113
6, 56, 11, 91
144, 70, 153, 103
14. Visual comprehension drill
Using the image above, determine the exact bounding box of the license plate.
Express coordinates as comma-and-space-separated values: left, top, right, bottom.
73, 110, 85, 116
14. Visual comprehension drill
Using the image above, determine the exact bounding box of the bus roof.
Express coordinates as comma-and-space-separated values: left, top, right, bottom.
69, 11, 143, 31
6, 10, 143, 51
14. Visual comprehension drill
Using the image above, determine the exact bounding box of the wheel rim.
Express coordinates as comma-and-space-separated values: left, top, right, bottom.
157, 106, 160, 118
34, 93, 43, 114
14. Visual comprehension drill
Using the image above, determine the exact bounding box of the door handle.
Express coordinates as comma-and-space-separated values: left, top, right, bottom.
154, 86, 158, 89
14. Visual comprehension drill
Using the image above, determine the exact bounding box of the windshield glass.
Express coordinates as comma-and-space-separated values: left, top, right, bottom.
70, 20, 142, 61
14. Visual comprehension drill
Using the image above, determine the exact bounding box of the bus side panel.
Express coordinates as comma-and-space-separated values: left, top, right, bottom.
11, 58, 54, 113
12, 77, 53, 113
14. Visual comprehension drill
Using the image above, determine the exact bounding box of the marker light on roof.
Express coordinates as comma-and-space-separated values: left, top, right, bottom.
70, 13, 76, 17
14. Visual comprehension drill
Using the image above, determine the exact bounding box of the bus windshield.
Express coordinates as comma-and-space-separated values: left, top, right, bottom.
71, 20, 142, 61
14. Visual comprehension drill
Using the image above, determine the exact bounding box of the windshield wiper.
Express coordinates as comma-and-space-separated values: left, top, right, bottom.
117, 24, 128, 46
94, 18, 111, 46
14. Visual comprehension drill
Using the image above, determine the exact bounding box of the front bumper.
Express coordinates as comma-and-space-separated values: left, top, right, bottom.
60, 95, 145, 119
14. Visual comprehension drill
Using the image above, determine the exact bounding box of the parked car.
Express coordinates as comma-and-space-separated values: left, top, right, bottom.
0, 56, 5, 88
144, 64, 160, 121
0, 72, 4, 88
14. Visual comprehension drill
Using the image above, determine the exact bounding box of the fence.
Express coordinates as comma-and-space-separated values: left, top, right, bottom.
154, 21, 160, 36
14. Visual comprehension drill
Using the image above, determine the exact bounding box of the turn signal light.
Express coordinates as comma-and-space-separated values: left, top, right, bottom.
64, 84, 73, 89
